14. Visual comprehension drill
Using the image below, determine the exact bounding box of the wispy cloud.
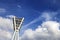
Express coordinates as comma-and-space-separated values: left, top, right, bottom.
20, 11, 58, 37
6, 15, 15, 18
23, 16, 41, 27
0, 8, 6, 13
22, 12, 56, 30
17, 5, 22, 8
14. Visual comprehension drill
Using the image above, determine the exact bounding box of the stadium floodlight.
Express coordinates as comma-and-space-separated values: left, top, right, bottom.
12, 16, 24, 40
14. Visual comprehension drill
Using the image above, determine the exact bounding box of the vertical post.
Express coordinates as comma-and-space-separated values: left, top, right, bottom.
12, 16, 24, 40
14, 16, 19, 40
12, 16, 17, 40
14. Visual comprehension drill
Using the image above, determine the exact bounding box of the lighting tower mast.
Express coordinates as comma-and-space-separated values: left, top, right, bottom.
12, 16, 24, 40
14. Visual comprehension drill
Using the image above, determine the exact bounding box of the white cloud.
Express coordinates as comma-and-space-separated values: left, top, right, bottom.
0, 29, 12, 40
21, 12, 57, 36
0, 16, 13, 40
6, 15, 15, 18
41, 12, 52, 21
20, 21, 60, 40
20, 11, 60, 40
0, 17, 13, 31
42, 21, 60, 35
0, 12, 59, 40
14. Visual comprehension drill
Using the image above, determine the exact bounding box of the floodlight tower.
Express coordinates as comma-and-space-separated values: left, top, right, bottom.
12, 16, 24, 40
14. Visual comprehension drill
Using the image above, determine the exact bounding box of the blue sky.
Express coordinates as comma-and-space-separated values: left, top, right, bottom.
0, 0, 60, 40
0, 0, 60, 33
0, 0, 60, 26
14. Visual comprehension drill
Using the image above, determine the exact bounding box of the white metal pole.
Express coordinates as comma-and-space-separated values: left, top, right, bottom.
12, 16, 19, 40
19, 17, 24, 30
12, 17, 24, 40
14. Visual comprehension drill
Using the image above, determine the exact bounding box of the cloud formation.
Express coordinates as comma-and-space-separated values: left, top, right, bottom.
0, 29, 11, 40
0, 16, 13, 40
0, 17, 13, 31
20, 21, 60, 40
20, 12, 60, 40
0, 12, 60, 40
21, 12, 57, 35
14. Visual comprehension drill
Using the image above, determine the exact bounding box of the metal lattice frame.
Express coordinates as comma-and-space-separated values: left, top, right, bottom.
12, 16, 24, 40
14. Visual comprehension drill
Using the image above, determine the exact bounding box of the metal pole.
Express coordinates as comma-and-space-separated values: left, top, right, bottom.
11, 16, 24, 40
12, 16, 19, 40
